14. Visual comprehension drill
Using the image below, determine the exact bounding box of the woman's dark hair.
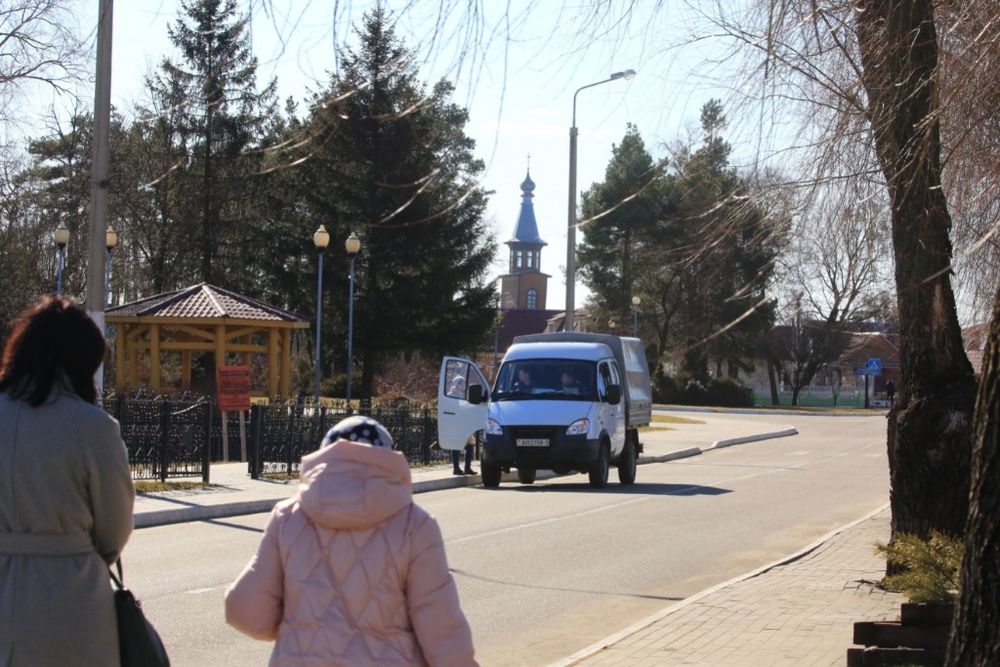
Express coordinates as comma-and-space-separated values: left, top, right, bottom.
0, 296, 105, 406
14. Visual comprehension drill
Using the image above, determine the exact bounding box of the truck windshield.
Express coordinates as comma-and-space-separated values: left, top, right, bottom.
492, 359, 597, 401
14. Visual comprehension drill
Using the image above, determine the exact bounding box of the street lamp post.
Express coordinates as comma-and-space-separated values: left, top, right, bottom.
313, 225, 330, 403
54, 222, 70, 296
632, 295, 641, 337
105, 226, 118, 307
565, 68, 636, 332
345, 231, 361, 409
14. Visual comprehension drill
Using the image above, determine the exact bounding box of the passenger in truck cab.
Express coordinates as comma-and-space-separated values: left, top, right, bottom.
559, 370, 583, 395
513, 367, 534, 392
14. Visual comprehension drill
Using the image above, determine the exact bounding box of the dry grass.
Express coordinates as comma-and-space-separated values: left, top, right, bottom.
134, 481, 219, 493
652, 414, 705, 425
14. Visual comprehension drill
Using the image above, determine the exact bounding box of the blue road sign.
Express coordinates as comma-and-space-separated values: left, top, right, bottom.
866, 358, 882, 376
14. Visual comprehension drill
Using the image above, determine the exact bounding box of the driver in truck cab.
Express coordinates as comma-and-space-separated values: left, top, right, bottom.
513, 367, 534, 392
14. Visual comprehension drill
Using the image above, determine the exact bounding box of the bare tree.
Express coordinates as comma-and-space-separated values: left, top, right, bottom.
773, 182, 894, 405
0, 0, 85, 125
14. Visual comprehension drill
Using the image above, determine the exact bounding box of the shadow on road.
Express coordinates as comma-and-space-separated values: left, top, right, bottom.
449, 567, 684, 602
197, 518, 266, 533
486, 481, 733, 496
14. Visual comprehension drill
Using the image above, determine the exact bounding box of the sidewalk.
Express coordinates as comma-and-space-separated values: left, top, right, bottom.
133, 412, 796, 528
556, 506, 901, 667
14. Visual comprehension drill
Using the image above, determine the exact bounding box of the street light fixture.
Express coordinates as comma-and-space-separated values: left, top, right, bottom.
565, 68, 636, 332
313, 225, 330, 403
345, 231, 361, 409
104, 226, 118, 307
54, 222, 70, 296
632, 295, 641, 337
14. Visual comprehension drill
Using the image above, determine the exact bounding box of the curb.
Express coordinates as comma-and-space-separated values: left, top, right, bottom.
706, 426, 798, 450
657, 405, 885, 418
548, 501, 891, 667
134, 426, 798, 529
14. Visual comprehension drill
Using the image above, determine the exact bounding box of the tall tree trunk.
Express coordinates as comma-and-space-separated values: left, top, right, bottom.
855, 0, 976, 544
201, 108, 215, 284
946, 287, 1000, 666
767, 358, 780, 405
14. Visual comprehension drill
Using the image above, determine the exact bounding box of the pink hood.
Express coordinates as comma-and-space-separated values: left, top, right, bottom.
226, 439, 478, 666
298, 440, 412, 530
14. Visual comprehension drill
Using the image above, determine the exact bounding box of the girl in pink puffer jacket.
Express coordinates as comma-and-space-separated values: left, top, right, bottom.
226, 416, 478, 666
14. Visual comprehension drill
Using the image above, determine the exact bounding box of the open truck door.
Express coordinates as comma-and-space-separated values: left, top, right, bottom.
437, 356, 489, 450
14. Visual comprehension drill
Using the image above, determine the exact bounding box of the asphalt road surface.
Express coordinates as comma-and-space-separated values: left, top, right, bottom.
123, 413, 889, 666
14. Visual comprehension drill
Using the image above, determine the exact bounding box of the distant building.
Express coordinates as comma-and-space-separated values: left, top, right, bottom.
492, 170, 562, 363
499, 170, 551, 311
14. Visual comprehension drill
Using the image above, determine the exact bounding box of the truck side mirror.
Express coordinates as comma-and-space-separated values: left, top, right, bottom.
468, 384, 485, 405
605, 385, 622, 405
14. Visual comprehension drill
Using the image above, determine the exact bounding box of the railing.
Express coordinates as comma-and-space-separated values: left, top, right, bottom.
247, 399, 449, 478
105, 394, 211, 482
104, 394, 456, 482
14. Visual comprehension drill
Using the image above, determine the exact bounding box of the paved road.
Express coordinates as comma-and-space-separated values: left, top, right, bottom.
123, 413, 889, 666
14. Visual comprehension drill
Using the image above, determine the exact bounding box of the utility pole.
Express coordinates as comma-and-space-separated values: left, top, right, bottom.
88, 0, 114, 397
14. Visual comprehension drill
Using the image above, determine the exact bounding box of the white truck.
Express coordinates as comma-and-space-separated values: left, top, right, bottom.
437, 332, 652, 488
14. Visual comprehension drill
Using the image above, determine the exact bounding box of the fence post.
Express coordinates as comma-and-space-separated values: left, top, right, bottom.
202, 401, 212, 484
249, 404, 262, 479
286, 401, 295, 476
399, 407, 409, 459
318, 405, 327, 446
159, 401, 170, 483
421, 408, 432, 465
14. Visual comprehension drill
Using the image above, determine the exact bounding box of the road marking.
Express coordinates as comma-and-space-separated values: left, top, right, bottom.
188, 586, 224, 595
445, 496, 650, 546
445, 442, 875, 547
789, 450, 811, 456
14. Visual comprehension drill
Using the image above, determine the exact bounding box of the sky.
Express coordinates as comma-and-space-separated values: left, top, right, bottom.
59, 1, 742, 311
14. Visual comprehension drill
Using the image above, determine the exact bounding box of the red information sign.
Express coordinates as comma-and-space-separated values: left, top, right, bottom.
217, 366, 251, 412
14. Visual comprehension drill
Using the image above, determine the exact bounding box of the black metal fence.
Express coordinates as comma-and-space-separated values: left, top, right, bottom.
105, 394, 212, 482
104, 394, 454, 482
248, 400, 450, 478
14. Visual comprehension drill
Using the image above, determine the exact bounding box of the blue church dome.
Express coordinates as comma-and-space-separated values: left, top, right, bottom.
507, 170, 546, 247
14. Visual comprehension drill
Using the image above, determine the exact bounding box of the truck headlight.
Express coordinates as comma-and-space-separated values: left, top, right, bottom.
566, 419, 589, 436
486, 419, 503, 436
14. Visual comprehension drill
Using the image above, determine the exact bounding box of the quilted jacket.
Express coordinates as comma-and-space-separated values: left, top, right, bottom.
225, 440, 478, 666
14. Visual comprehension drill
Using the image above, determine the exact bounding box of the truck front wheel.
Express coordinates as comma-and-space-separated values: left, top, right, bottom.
482, 461, 502, 488
589, 443, 609, 488
517, 468, 536, 484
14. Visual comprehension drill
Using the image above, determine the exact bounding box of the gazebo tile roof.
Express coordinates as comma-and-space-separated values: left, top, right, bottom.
107, 283, 306, 323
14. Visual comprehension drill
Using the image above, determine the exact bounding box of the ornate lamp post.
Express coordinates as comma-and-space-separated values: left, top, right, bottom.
632, 295, 641, 337
565, 68, 636, 331
54, 222, 70, 296
345, 231, 361, 408
105, 226, 118, 307
313, 225, 330, 402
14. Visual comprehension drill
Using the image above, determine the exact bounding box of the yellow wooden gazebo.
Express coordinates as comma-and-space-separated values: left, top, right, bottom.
106, 283, 309, 397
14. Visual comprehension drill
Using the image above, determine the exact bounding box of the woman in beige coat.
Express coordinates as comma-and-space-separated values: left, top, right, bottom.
0, 296, 135, 666
226, 416, 478, 666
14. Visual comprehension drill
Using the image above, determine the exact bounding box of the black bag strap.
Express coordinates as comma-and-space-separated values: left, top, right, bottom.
110, 558, 125, 590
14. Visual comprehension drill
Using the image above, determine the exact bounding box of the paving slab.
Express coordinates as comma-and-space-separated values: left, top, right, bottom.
557, 506, 902, 667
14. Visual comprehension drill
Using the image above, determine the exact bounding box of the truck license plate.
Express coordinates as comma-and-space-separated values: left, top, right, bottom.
517, 438, 549, 447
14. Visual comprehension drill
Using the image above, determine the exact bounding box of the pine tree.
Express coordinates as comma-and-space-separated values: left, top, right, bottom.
283, 6, 496, 397
145, 0, 277, 287
578, 123, 661, 324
